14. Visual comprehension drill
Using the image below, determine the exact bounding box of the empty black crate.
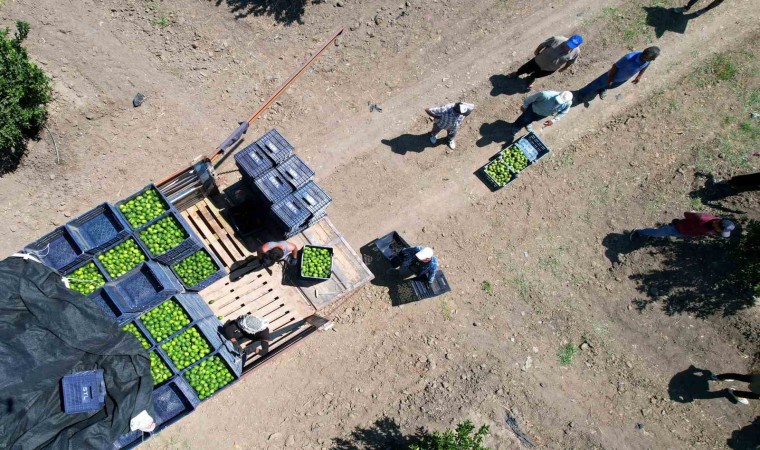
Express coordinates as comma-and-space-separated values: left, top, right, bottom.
293, 181, 331, 215
255, 129, 294, 163
253, 168, 294, 204
234, 142, 274, 180
277, 155, 314, 189
68, 203, 130, 254
24, 227, 86, 272
271, 195, 310, 233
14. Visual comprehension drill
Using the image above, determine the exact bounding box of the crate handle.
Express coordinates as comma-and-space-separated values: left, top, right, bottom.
266, 142, 278, 153
303, 194, 316, 206
286, 168, 298, 178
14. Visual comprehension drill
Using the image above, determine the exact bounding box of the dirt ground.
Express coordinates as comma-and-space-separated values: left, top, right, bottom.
1, 0, 759, 448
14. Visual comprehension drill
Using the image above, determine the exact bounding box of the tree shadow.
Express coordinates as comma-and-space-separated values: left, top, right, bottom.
728, 417, 760, 450
643, 6, 693, 37
668, 365, 728, 403
489, 74, 531, 97
212, 0, 308, 25
603, 230, 756, 318
689, 174, 752, 215
0, 140, 33, 176
381, 133, 438, 155
476, 120, 516, 148
332, 416, 424, 449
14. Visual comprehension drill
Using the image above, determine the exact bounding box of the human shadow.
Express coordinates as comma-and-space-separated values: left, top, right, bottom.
601, 231, 649, 265
360, 241, 425, 307
728, 417, 760, 450
381, 133, 437, 155
489, 74, 531, 97
688, 173, 755, 215
643, 6, 692, 37
331, 416, 424, 449
621, 231, 755, 318
477, 120, 516, 148
669, 365, 729, 403
212, 0, 308, 25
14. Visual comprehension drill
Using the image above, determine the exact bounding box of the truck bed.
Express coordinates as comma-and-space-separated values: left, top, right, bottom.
177, 196, 372, 372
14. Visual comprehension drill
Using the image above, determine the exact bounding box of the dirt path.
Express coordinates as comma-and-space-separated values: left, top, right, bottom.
1, 0, 759, 448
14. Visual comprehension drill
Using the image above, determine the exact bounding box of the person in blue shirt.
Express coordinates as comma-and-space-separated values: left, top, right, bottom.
577, 47, 660, 103
394, 246, 439, 285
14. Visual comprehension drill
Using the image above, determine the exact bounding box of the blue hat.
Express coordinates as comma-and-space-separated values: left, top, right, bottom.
720, 219, 735, 238
567, 34, 583, 49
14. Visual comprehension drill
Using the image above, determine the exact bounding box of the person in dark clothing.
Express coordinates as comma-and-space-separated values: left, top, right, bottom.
392, 246, 439, 285
707, 372, 760, 405
222, 315, 272, 358
676, 0, 725, 16
509, 35, 583, 89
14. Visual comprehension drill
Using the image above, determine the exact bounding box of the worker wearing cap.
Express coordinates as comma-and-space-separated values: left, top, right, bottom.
425, 102, 475, 150
396, 246, 439, 285
632, 212, 736, 239
578, 46, 660, 103
223, 315, 271, 357
258, 241, 299, 266
511, 90, 573, 134
510, 35, 583, 89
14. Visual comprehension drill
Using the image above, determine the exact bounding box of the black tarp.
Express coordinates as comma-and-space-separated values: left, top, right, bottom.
0, 256, 154, 450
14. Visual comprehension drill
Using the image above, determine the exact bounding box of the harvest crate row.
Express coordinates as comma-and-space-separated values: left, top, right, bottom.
479, 132, 552, 190
115, 295, 242, 448
235, 129, 331, 237
20, 184, 236, 448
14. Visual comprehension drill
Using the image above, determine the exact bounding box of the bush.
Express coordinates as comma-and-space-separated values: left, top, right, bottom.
0, 20, 51, 174
410, 421, 490, 450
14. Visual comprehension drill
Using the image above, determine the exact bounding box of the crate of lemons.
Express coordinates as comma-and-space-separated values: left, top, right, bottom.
66, 262, 107, 296
138, 215, 189, 258
118, 187, 169, 229
97, 238, 146, 279
300, 245, 333, 280
122, 322, 173, 385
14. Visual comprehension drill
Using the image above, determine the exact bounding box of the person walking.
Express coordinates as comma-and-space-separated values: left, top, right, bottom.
631, 212, 735, 239
578, 46, 660, 103
509, 35, 583, 89
707, 371, 760, 405
425, 102, 474, 150
676, 0, 725, 16
511, 90, 573, 134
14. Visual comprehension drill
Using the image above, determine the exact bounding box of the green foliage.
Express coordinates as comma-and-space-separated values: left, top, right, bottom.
0, 21, 51, 173
480, 280, 493, 295
558, 343, 577, 366
410, 421, 490, 450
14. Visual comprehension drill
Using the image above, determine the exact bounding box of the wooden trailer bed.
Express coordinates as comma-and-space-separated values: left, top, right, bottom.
175, 195, 373, 371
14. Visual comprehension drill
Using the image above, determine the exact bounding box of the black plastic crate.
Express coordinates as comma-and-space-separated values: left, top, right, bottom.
515, 132, 551, 163
478, 158, 518, 190
299, 245, 333, 281
63, 258, 111, 298
116, 184, 173, 230
235, 142, 274, 180
308, 210, 327, 227
170, 249, 227, 292
112, 429, 145, 450
253, 168, 294, 204
293, 181, 331, 215
374, 231, 411, 262
139, 294, 213, 345
277, 155, 314, 189
24, 227, 87, 272
90, 286, 134, 324
180, 336, 242, 403
61, 369, 106, 414
136, 211, 202, 266
67, 203, 130, 254
255, 129, 294, 164
109, 262, 183, 314
152, 377, 199, 428
95, 236, 150, 280
410, 270, 451, 300
271, 195, 310, 233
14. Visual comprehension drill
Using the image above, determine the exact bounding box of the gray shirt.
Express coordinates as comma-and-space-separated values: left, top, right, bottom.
523, 91, 571, 123
534, 36, 579, 72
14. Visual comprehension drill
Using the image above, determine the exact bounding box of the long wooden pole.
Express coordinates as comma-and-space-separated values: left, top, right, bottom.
157, 28, 343, 187
209, 27, 344, 163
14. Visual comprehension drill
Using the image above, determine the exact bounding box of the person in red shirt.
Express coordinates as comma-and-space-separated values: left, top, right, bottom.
632, 212, 735, 239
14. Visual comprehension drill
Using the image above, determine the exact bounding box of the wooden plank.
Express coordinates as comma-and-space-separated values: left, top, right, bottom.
199, 201, 249, 260
195, 202, 244, 265
183, 207, 235, 267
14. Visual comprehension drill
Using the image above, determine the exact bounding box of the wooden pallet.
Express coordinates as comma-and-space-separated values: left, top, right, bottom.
201, 263, 315, 368
181, 199, 252, 268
